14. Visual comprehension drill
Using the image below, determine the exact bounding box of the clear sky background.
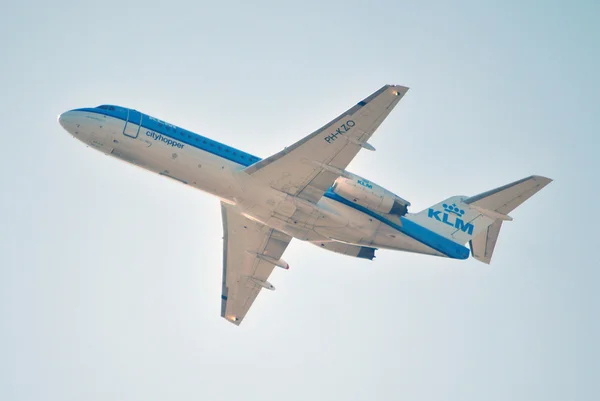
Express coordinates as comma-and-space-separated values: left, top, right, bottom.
1, 1, 598, 400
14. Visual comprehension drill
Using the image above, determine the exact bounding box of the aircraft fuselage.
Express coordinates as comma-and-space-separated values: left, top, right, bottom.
58, 105, 463, 259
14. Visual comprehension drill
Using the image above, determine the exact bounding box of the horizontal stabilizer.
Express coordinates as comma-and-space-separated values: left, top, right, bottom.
464, 175, 552, 215
469, 219, 503, 264
470, 205, 513, 221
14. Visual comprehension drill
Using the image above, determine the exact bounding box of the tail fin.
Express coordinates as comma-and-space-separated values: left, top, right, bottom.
405, 176, 552, 263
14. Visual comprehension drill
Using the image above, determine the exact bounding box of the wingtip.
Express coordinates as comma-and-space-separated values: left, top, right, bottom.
390, 85, 409, 95
531, 175, 553, 186
223, 315, 242, 326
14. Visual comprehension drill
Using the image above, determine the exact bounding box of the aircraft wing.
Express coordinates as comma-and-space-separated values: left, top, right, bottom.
220, 202, 292, 325
244, 85, 409, 203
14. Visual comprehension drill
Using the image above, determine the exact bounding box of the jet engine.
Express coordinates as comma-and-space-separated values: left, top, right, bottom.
331, 173, 410, 216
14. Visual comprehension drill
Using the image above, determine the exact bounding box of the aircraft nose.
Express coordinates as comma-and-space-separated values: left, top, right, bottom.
58, 110, 76, 133
58, 112, 66, 128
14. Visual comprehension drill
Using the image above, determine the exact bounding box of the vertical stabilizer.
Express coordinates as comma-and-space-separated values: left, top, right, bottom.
404, 176, 552, 263
405, 195, 497, 245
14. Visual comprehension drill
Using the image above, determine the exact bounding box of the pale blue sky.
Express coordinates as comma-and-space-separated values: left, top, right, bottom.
1, 1, 599, 400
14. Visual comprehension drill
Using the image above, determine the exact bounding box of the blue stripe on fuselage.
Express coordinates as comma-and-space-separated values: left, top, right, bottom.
74, 107, 260, 167
323, 191, 469, 260
77, 106, 468, 260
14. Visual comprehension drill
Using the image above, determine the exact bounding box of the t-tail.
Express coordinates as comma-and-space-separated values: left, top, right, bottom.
404, 175, 552, 264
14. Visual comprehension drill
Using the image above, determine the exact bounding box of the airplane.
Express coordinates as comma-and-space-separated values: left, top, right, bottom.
58, 85, 552, 325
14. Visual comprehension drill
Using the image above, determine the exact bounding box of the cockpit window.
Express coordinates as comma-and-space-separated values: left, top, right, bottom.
97, 105, 116, 111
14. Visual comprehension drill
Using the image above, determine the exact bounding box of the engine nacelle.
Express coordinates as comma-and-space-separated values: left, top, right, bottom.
332, 173, 410, 216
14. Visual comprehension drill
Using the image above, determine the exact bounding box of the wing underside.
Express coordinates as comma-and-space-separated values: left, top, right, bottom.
244, 85, 409, 203
221, 203, 292, 325
220, 85, 411, 324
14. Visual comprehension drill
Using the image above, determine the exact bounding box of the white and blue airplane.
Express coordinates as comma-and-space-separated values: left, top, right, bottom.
58, 85, 551, 325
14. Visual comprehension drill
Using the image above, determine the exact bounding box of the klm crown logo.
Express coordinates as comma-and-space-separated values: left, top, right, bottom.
443, 203, 465, 217
428, 203, 474, 235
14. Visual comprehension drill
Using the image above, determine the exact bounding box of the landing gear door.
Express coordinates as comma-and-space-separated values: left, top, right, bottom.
123, 109, 142, 138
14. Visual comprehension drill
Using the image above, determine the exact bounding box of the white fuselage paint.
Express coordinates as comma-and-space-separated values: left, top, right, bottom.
58, 108, 445, 258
